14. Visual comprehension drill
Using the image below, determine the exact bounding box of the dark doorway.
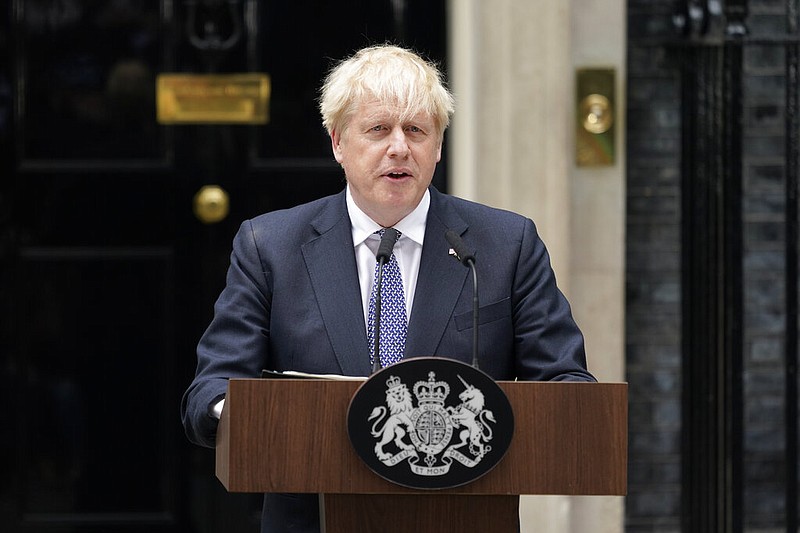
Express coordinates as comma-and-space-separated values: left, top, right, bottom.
0, 1, 446, 531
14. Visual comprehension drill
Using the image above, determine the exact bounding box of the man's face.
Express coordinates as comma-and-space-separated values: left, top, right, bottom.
331, 100, 442, 227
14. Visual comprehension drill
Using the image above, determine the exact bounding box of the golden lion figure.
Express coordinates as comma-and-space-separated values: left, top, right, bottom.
369, 377, 416, 461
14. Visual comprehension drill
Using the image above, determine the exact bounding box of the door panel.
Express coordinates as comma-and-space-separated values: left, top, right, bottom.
1, 1, 447, 531
18, 249, 176, 523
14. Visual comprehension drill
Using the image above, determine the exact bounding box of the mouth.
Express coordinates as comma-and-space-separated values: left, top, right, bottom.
383, 170, 412, 180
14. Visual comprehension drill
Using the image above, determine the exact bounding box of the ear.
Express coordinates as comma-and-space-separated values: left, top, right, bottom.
331, 129, 344, 164
436, 142, 442, 163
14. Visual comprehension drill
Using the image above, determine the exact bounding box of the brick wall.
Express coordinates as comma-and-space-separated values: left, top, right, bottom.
742, 2, 789, 527
626, 5, 683, 527
626, 1, 793, 531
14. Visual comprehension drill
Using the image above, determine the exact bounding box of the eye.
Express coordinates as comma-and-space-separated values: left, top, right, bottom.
405, 125, 429, 137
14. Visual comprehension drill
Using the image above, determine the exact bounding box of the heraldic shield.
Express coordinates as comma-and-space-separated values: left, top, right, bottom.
347, 357, 515, 490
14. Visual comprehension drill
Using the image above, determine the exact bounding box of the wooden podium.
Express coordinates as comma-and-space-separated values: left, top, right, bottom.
216, 379, 627, 532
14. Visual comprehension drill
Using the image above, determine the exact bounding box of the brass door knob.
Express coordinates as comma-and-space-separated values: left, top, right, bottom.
193, 185, 230, 224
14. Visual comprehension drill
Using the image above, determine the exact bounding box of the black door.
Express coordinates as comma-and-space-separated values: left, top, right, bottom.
0, 1, 446, 531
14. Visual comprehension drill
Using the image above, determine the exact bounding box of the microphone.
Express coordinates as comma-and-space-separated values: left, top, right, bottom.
376, 227, 399, 263
445, 229, 480, 369
372, 228, 400, 373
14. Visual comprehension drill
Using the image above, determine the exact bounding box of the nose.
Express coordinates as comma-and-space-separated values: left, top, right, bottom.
387, 126, 410, 157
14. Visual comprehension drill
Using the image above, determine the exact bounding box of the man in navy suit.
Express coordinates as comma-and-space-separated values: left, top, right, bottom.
181, 44, 595, 533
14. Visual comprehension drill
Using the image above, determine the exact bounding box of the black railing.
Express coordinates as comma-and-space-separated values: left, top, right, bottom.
679, 41, 744, 533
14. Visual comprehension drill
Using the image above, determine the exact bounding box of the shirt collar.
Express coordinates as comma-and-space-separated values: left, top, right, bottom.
346, 185, 429, 247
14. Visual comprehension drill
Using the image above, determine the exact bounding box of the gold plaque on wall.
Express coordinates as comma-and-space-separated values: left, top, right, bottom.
576, 68, 615, 166
157, 73, 270, 124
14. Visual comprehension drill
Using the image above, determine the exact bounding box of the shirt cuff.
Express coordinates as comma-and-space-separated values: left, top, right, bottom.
211, 398, 225, 419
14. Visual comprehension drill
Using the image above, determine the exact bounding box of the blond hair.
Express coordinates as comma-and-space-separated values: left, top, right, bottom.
319, 45, 455, 140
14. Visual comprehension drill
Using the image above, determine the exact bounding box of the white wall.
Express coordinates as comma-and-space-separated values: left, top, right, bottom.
448, 0, 626, 531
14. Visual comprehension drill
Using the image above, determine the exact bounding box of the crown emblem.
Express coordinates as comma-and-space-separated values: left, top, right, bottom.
413, 372, 450, 406
386, 375, 405, 390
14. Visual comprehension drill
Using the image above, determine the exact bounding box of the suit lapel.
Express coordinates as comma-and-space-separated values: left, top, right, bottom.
405, 189, 469, 358
301, 192, 373, 376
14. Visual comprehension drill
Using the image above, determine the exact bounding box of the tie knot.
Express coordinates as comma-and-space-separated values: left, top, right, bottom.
376, 228, 401, 242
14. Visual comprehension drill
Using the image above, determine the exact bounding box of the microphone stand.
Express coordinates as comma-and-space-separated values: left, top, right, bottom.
445, 229, 480, 370
372, 257, 386, 374
372, 228, 400, 374
466, 256, 479, 369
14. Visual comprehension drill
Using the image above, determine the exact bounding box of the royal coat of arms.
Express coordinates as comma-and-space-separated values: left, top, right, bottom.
368, 371, 497, 476
348, 357, 514, 489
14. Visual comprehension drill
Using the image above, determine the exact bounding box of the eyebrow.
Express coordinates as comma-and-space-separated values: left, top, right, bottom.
358, 113, 434, 127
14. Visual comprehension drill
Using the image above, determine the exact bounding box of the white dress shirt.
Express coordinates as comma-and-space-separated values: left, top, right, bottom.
346, 185, 429, 327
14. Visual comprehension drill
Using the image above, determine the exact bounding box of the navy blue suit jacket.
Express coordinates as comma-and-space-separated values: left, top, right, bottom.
181, 186, 594, 532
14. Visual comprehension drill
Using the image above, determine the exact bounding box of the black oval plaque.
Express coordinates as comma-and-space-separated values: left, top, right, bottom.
347, 357, 515, 490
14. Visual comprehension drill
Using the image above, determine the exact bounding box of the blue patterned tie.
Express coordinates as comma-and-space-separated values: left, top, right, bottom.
367, 230, 407, 367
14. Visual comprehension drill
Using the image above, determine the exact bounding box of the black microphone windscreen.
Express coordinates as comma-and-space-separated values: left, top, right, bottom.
445, 229, 475, 265
376, 227, 400, 262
